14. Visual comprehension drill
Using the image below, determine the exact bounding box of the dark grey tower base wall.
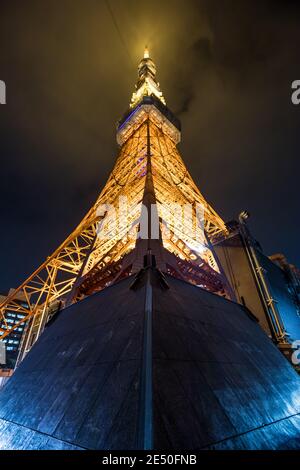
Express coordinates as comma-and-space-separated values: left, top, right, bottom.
0, 277, 145, 450
153, 275, 300, 449
0, 270, 300, 450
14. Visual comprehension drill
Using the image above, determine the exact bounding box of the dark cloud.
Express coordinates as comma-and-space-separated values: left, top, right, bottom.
0, 0, 299, 291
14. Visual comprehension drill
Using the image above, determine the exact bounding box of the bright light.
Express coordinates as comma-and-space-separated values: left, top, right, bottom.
185, 241, 207, 255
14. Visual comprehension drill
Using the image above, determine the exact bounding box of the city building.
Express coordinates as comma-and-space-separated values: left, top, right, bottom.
0, 289, 28, 369
213, 214, 300, 366
270, 253, 300, 314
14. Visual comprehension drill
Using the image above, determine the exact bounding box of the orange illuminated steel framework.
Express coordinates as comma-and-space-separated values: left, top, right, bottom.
0, 49, 231, 358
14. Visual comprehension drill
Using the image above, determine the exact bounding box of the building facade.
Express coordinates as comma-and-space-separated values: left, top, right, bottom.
0, 289, 28, 369
214, 215, 300, 368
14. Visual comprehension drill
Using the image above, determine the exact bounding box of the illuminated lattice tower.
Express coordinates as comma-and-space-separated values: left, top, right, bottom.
0, 49, 231, 359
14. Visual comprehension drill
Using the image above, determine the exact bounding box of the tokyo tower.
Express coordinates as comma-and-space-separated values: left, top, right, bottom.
0, 48, 231, 355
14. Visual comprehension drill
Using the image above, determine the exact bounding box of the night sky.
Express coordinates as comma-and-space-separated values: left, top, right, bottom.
0, 0, 300, 293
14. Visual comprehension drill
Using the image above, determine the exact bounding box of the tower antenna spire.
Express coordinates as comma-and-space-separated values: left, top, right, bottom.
130, 47, 166, 108
144, 46, 149, 59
